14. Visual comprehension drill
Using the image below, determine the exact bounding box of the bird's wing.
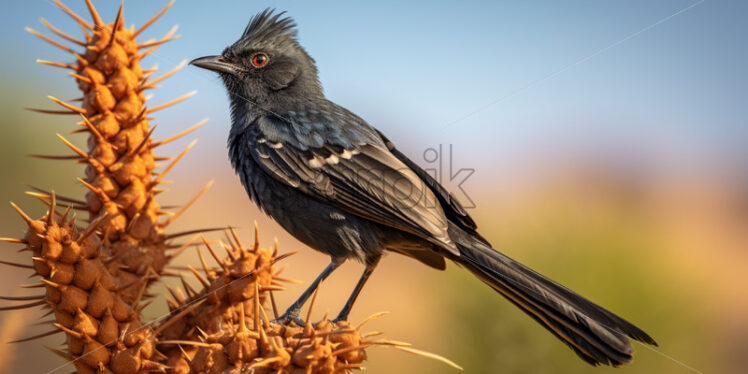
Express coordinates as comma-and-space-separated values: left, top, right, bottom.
374, 130, 490, 245
248, 114, 459, 255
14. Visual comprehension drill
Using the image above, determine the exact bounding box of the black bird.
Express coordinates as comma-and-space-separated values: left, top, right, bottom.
190, 9, 657, 367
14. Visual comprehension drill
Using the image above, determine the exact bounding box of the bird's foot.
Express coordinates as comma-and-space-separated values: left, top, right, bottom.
272, 310, 305, 326
331, 313, 349, 324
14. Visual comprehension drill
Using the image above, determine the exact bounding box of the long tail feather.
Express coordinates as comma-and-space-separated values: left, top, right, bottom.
451, 225, 656, 366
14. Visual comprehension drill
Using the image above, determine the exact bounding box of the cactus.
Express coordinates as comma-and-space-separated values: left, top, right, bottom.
1, 1, 460, 373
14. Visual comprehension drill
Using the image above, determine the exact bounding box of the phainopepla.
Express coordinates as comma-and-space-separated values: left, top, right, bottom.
191, 9, 657, 366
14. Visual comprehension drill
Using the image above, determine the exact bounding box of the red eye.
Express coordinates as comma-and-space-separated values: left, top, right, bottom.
251, 53, 269, 67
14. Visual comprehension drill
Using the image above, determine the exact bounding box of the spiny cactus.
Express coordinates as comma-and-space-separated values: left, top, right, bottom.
1, 1, 460, 373
25, 0, 207, 304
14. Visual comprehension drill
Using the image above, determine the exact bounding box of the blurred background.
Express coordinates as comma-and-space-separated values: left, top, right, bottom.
1, 0, 746, 373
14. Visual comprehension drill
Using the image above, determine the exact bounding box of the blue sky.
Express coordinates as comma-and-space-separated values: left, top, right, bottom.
2, 0, 747, 184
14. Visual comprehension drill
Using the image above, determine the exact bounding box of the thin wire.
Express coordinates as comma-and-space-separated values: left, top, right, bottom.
439, 0, 706, 130
37, 2, 706, 373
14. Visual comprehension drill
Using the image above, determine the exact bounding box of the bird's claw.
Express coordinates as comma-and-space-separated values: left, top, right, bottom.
272, 311, 305, 326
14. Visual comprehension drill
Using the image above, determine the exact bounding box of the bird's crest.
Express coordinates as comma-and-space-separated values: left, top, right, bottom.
239, 8, 297, 47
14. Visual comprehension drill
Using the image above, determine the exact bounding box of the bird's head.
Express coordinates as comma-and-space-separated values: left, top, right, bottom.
190, 9, 321, 106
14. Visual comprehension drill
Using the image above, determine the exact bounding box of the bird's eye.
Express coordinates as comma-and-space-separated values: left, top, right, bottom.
251, 53, 269, 68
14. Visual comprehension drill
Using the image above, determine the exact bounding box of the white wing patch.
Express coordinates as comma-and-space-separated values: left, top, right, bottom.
308, 149, 359, 168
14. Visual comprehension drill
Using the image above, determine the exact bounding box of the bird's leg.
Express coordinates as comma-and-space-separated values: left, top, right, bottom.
274, 257, 344, 325
334, 255, 381, 322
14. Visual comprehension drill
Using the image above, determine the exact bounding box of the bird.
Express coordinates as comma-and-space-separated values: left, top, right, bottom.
190, 9, 657, 367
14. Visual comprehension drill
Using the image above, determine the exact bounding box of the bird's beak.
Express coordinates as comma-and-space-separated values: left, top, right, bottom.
189, 55, 241, 75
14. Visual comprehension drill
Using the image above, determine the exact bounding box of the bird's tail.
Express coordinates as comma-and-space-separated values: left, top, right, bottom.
453, 235, 657, 366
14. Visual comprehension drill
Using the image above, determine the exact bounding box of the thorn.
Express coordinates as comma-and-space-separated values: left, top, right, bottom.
356, 311, 390, 331
220, 241, 236, 262
134, 0, 175, 37
28, 154, 82, 160
25, 27, 75, 53
330, 343, 372, 357
50, 0, 93, 31
153, 299, 205, 336
9, 328, 62, 343
179, 276, 197, 298
165, 227, 225, 240
156, 340, 211, 348
48, 190, 56, 226
392, 346, 463, 370
196, 326, 208, 339
135, 299, 153, 314
138, 35, 179, 49
36, 59, 76, 70
146, 90, 197, 114
83, 0, 103, 28
194, 245, 215, 280
305, 287, 321, 331
39, 18, 85, 46
0, 237, 26, 244
161, 180, 212, 227
137, 24, 179, 60
60, 204, 73, 225
178, 345, 192, 362
142, 60, 189, 91
165, 285, 185, 305
76, 213, 109, 243
163, 294, 179, 310
76, 178, 107, 200
0, 295, 43, 301
167, 235, 199, 260
45, 346, 74, 361
238, 300, 247, 333
150, 117, 207, 148
119, 323, 130, 342
9, 202, 35, 226
25, 108, 80, 115
68, 72, 91, 84
186, 266, 209, 288
230, 226, 244, 251
199, 235, 228, 273
131, 268, 153, 308
272, 276, 303, 285
363, 331, 384, 339
222, 237, 240, 261
20, 283, 45, 289
257, 302, 272, 331
53, 323, 82, 339
79, 115, 116, 150
249, 356, 283, 369
253, 282, 261, 332
272, 251, 299, 265
57, 134, 89, 159
252, 221, 261, 251
48, 96, 86, 114
0, 300, 46, 311
111, 0, 124, 34
127, 123, 157, 158
152, 139, 197, 186
273, 238, 279, 257
269, 291, 279, 319
0, 260, 32, 269
27, 186, 85, 205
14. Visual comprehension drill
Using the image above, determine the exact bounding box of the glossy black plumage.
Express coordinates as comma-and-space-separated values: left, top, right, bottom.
191, 8, 656, 366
